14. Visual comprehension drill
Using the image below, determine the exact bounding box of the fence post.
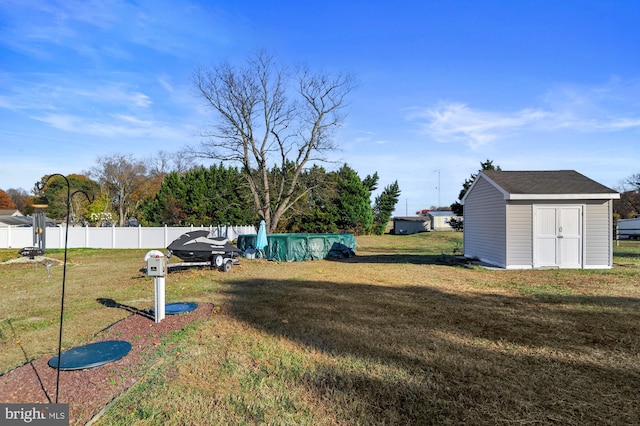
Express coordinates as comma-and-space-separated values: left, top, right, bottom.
164, 225, 168, 248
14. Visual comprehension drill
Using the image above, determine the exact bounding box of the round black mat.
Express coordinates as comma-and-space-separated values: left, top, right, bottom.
151, 302, 198, 315
48, 340, 132, 371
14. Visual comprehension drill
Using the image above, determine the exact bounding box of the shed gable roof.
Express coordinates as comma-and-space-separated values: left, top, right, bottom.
464, 170, 619, 202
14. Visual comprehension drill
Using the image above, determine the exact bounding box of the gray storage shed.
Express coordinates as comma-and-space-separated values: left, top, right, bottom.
392, 216, 430, 234
462, 170, 620, 269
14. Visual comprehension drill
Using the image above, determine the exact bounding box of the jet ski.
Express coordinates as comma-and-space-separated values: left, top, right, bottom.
167, 230, 240, 271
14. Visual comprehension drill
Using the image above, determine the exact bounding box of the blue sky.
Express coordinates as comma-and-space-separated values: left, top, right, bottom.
1, 0, 640, 215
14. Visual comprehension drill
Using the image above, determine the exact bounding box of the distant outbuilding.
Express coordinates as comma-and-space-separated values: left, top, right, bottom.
427, 211, 457, 231
392, 216, 430, 235
462, 170, 620, 269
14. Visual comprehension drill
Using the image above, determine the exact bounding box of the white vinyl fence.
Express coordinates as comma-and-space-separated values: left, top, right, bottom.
0, 225, 257, 250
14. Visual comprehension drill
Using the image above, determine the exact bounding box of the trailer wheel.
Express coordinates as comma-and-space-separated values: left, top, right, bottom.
211, 255, 223, 269
220, 259, 233, 272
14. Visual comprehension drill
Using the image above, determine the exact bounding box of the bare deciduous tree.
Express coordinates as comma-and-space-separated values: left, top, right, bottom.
91, 154, 148, 226
147, 150, 195, 179
5, 188, 29, 212
146, 150, 196, 199
616, 173, 640, 218
191, 51, 355, 232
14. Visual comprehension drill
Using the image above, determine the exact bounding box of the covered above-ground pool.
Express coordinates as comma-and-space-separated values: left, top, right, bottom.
237, 233, 356, 261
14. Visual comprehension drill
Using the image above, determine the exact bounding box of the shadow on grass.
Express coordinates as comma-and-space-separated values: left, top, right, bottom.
225, 279, 640, 424
330, 253, 471, 267
613, 251, 640, 259
96, 298, 154, 320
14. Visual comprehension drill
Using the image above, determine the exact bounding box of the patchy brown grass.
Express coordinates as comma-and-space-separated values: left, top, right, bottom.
2, 234, 640, 425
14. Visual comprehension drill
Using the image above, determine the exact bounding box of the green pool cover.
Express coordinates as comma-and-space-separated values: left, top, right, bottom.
237, 233, 356, 261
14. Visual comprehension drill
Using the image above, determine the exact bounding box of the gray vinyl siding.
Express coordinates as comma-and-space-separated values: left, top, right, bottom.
463, 176, 506, 267
464, 171, 616, 269
584, 200, 613, 267
505, 202, 532, 267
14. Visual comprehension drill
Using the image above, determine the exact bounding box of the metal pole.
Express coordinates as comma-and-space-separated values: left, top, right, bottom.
53, 175, 70, 404
436, 169, 441, 209
39, 174, 92, 404
154, 276, 166, 323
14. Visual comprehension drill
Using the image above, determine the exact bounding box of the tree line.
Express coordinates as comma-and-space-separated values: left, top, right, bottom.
0, 155, 400, 235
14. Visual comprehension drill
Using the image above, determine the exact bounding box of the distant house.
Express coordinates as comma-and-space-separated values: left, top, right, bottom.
427, 211, 457, 231
0, 210, 31, 227
0, 209, 22, 217
392, 216, 430, 235
462, 170, 619, 269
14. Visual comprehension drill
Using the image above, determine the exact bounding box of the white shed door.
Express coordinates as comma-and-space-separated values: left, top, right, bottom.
534, 206, 583, 268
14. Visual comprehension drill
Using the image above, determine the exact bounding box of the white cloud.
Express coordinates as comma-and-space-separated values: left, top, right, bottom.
607, 117, 640, 130
31, 111, 189, 141
32, 113, 139, 137
0, 76, 153, 112
157, 77, 175, 93
410, 79, 640, 148
410, 103, 547, 148
0, 0, 234, 63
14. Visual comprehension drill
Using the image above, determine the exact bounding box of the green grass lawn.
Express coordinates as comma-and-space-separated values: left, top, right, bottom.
2, 233, 640, 425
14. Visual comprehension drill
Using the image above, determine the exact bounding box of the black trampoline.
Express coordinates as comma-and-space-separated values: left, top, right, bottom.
48, 340, 132, 371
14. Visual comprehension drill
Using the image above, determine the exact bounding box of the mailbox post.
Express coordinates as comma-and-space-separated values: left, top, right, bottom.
144, 250, 166, 323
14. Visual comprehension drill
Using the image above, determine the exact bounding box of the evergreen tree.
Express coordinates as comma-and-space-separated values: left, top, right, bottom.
143, 171, 188, 225
334, 165, 375, 234
372, 181, 401, 235
362, 172, 379, 193
281, 165, 340, 233
142, 164, 257, 226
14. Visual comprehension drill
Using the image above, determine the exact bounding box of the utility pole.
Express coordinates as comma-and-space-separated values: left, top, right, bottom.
435, 169, 441, 210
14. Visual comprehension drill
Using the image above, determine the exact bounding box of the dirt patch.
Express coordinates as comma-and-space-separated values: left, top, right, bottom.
1, 255, 62, 265
0, 303, 214, 425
